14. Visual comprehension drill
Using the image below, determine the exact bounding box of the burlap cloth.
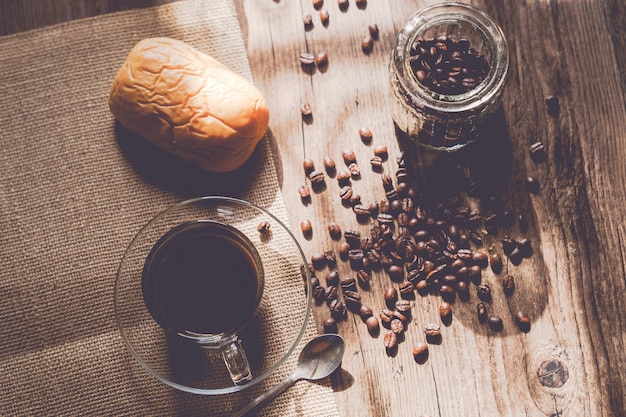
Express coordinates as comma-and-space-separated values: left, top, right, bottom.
0, 0, 339, 415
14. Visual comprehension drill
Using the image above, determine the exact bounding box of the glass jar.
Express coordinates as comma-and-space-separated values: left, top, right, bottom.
390, 3, 509, 151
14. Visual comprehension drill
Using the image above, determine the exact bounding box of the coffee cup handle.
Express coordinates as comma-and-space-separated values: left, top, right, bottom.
219, 335, 253, 385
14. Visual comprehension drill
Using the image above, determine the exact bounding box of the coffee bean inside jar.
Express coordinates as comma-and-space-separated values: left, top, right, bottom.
390, 3, 509, 150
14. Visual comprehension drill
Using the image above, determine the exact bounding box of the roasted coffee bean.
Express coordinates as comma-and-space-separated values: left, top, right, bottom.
349, 192, 361, 206
303, 158, 315, 173
367, 201, 379, 217
311, 252, 326, 269
469, 231, 484, 246
324, 285, 338, 301
342, 148, 357, 165
439, 285, 456, 302
323, 156, 336, 173
324, 250, 336, 266
300, 101, 312, 118
344, 229, 361, 245
362, 35, 374, 53
328, 222, 341, 240
359, 127, 373, 143
502, 274, 515, 295
338, 0, 348, 10
515, 311, 531, 332
457, 248, 473, 261
368, 23, 379, 39
518, 213, 529, 232
348, 249, 364, 261
424, 323, 441, 338
388, 265, 404, 280
330, 299, 347, 319
501, 236, 517, 255
357, 269, 371, 286
373, 144, 388, 158
339, 185, 353, 201
379, 308, 394, 324
456, 280, 470, 301
348, 163, 361, 178
395, 299, 411, 313
340, 276, 357, 293
476, 284, 492, 302
319, 9, 330, 25
353, 204, 370, 216
315, 51, 328, 67
299, 52, 315, 65
501, 209, 516, 227
336, 170, 351, 184
365, 316, 379, 334
412, 341, 429, 359
439, 301, 452, 322
298, 185, 311, 199
384, 286, 398, 303
355, 0, 367, 8
257, 220, 270, 233
308, 170, 325, 185
338, 241, 351, 259
490, 252, 503, 274
472, 251, 489, 268
526, 176, 540, 194
509, 247, 523, 265
488, 316, 503, 332
370, 156, 383, 170
301, 219, 312, 236
323, 317, 338, 333
477, 302, 488, 323
399, 281, 414, 297
312, 0, 323, 9
312, 285, 325, 303
390, 318, 404, 334
326, 270, 339, 286
344, 290, 362, 310
383, 331, 398, 349
303, 13, 313, 28
381, 173, 394, 191
376, 213, 394, 225
359, 304, 373, 318
518, 238, 532, 257
415, 279, 429, 294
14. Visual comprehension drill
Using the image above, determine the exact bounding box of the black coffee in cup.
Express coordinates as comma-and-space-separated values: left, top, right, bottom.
142, 220, 263, 336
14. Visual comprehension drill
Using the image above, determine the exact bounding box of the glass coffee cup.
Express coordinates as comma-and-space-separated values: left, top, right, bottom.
114, 196, 312, 394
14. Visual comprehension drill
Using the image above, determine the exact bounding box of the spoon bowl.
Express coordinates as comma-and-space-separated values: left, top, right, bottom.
232, 334, 345, 416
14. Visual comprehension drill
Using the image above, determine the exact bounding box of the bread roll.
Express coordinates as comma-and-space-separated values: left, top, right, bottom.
108, 37, 269, 172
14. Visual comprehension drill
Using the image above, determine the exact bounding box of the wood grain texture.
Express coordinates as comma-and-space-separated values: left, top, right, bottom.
2, 0, 625, 416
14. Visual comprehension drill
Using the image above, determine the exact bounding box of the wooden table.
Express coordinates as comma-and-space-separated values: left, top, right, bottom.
2, 1, 625, 416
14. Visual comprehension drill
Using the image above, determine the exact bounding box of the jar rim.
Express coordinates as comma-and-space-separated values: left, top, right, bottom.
392, 2, 509, 115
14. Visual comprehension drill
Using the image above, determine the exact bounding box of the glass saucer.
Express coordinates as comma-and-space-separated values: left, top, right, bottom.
114, 196, 312, 395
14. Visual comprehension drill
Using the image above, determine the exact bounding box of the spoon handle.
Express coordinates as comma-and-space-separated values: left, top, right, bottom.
231, 374, 298, 417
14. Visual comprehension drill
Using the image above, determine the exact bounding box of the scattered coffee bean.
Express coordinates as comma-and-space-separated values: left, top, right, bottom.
518, 213, 529, 232
518, 238, 532, 257
323, 317, 337, 333
472, 251, 489, 268
370, 156, 383, 170
324, 250, 336, 266
361, 35, 374, 53
515, 311, 531, 332
439, 285, 456, 302
303, 158, 315, 173
359, 127, 373, 143
321, 156, 336, 174
357, 269, 370, 286
509, 247, 523, 265
383, 331, 398, 349
439, 301, 452, 322
476, 284, 492, 302
384, 286, 398, 304
257, 220, 270, 233
355, 0, 367, 8
490, 252, 503, 274
308, 170, 325, 185
336, 170, 351, 184
338, 0, 348, 10
456, 281, 470, 301
298, 185, 311, 200
390, 318, 404, 334
338, 241, 351, 259
339, 185, 353, 201
348, 163, 361, 178
424, 323, 441, 338
365, 315, 380, 333
530, 141, 546, 162
368, 23, 379, 39
326, 270, 339, 286
329, 299, 347, 319
395, 299, 411, 313
303, 13, 313, 29
315, 52, 328, 67
488, 316, 503, 332
324, 285, 338, 302
299, 52, 315, 66
477, 303, 488, 323
412, 341, 428, 360
342, 149, 357, 165
502, 274, 515, 295
301, 219, 312, 236
399, 282, 413, 297
312, 0, 323, 9
344, 290, 362, 310
319, 9, 330, 26
328, 222, 341, 240
526, 176, 540, 194
373, 145, 388, 159
344, 229, 361, 245
353, 204, 370, 217
341, 276, 357, 292
311, 252, 326, 269
359, 304, 373, 318
379, 308, 394, 324
501, 236, 517, 256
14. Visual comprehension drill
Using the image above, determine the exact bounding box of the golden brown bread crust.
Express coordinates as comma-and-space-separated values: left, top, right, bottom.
108, 37, 269, 172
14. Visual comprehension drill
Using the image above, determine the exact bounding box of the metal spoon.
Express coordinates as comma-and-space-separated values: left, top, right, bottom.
231, 333, 345, 417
